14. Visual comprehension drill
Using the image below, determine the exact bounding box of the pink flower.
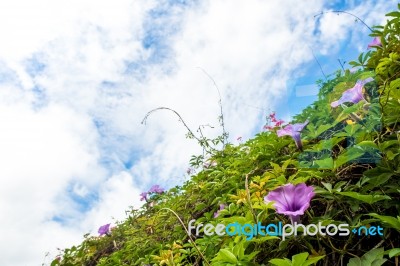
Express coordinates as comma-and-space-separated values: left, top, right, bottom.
98, 223, 111, 236
140, 192, 148, 201
186, 168, 194, 175
275, 120, 285, 127
331, 78, 374, 108
277, 121, 309, 150
213, 204, 226, 218
264, 125, 274, 131
149, 185, 164, 194
265, 183, 315, 224
269, 112, 276, 119
367, 37, 382, 49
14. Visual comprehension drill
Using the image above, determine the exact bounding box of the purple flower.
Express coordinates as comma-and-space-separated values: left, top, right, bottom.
140, 192, 148, 201
98, 223, 111, 236
149, 185, 164, 194
331, 78, 374, 108
264, 183, 315, 224
277, 121, 309, 150
367, 37, 382, 49
213, 204, 226, 218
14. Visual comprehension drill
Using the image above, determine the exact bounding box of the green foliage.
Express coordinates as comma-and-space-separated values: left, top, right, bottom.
269, 252, 324, 266
50, 6, 400, 266
347, 248, 386, 266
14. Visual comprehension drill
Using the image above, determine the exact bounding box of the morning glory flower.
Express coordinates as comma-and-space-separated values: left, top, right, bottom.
276, 121, 309, 150
269, 112, 276, 121
98, 223, 111, 236
264, 183, 315, 224
140, 192, 148, 201
213, 204, 226, 218
367, 37, 382, 49
330, 78, 374, 108
275, 119, 285, 127
149, 185, 164, 194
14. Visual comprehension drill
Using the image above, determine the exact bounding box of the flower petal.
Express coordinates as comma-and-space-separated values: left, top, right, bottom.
367, 37, 382, 49
264, 183, 315, 222
331, 78, 373, 107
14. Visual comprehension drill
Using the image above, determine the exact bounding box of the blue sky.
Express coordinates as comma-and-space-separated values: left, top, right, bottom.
0, 0, 397, 265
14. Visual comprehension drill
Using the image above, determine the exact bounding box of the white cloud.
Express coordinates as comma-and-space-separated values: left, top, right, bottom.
0, 0, 397, 265
315, 0, 398, 55
0, 103, 105, 265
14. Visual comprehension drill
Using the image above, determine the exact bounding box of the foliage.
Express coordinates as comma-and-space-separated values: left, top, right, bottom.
51, 6, 400, 266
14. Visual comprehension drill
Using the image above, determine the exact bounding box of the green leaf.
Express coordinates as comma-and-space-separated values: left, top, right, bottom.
379, 139, 399, 151
315, 124, 333, 137
291, 252, 308, 266
338, 192, 391, 204
363, 248, 384, 264
371, 259, 387, 266
386, 11, 400, 17
347, 248, 386, 266
388, 248, 400, 258
315, 157, 334, 169
218, 249, 238, 263
321, 182, 332, 192
361, 168, 392, 191
232, 242, 245, 259
269, 258, 292, 266
356, 71, 374, 80
369, 213, 400, 230
335, 147, 365, 169
347, 257, 362, 266
302, 256, 325, 266
356, 141, 378, 149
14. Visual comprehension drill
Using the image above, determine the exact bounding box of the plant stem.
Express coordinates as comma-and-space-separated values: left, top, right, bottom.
160, 208, 210, 266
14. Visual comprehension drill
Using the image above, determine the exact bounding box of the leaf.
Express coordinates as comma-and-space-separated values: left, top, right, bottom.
334, 147, 365, 169
371, 259, 387, 266
335, 102, 364, 122
302, 256, 325, 266
347, 248, 386, 266
389, 79, 400, 98
269, 258, 292, 266
379, 139, 399, 151
315, 124, 333, 137
386, 11, 400, 17
218, 249, 238, 263
232, 242, 245, 259
315, 157, 334, 169
291, 252, 308, 266
321, 182, 332, 192
369, 213, 400, 230
356, 71, 374, 80
363, 248, 384, 264
356, 141, 378, 150
347, 257, 362, 266
388, 248, 400, 258
338, 192, 391, 204
361, 168, 392, 190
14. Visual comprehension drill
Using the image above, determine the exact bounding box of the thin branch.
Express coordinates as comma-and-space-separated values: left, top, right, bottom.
314, 10, 373, 32
308, 45, 328, 80
197, 67, 228, 149
160, 208, 210, 266
337, 59, 346, 72
245, 173, 257, 223
141, 107, 218, 154
142, 107, 199, 140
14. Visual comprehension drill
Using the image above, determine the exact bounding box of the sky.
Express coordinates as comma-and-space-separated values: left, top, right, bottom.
0, 0, 397, 265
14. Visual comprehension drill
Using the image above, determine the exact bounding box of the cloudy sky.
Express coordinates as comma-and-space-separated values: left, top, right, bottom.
0, 0, 396, 265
